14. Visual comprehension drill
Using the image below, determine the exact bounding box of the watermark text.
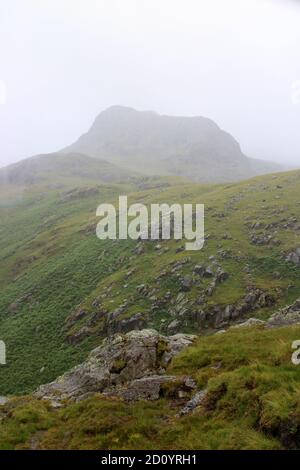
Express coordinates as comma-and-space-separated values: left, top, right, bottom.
0, 341, 6, 365
96, 196, 204, 251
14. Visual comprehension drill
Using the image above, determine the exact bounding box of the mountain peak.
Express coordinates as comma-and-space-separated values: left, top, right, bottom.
62, 107, 281, 183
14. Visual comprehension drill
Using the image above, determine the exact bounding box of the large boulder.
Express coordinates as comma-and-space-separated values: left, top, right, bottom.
286, 248, 300, 265
267, 299, 300, 328
35, 329, 196, 402
109, 375, 196, 402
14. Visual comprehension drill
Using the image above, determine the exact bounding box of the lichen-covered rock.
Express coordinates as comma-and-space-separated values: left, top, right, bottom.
267, 298, 300, 328
230, 318, 266, 329
107, 375, 196, 402
286, 248, 300, 265
178, 389, 207, 416
35, 329, 196, 402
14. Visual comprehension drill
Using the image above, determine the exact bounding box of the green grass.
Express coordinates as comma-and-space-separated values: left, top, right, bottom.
1, 169, 300, 395
2, 324, 300, 449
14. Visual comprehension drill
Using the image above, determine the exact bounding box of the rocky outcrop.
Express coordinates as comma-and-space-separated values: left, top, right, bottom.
267, 298, 300, 328
35, 329, 196, 403
108, 375, 196, 402
286, 248, 300, 265
105, 312, 147, 336
62, 105, 281, 184
195, 289, 275, 330
229, 318, 266, 329
178, 390, 207, 416
215, 299, 300, 331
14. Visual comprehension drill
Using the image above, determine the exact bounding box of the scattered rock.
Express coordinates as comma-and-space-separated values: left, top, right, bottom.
180, 275, 193, 292
178, 390, 207, 416
216, 268, 229, 283
286, 248, 300, 265
167, 319, 181, 334
194, 265, 205, 276
106, 312, 147, 336
133, 243, 145, 255
230, 318, 266, 329
204, 266, 214, 277
267, 299, 300, 328
111, 375, 196, 402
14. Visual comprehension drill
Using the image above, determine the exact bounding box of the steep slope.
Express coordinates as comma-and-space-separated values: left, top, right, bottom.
1, 168, 300, 396
63, 106, 281, 182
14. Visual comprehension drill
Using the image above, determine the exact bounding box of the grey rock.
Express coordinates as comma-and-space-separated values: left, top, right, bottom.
180, 275, 193, 291
267, 298, 300, 328
110, 375, 196, 402
66, 309, 88, 328
216, 268, 229, 283
106, 312, 146, 336
133, 243, 145, 255
204, 266, 214, 277
230, 318, 266, 329
167, 319, 181, 334
35, 329, 196, 402
194, 265, 205, 276
286, 248, 300, 265
178, 389, 207, 416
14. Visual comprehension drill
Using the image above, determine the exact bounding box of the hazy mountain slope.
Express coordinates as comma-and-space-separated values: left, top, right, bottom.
0, 152, 136, 188
1, 169, 300, 395
63, 106, 281, 182
249, 157, 283, 175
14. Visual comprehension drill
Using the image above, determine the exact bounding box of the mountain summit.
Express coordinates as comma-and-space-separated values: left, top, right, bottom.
63, 106, 281, 183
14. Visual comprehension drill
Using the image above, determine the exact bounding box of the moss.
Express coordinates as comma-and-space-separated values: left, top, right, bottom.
159, 379, 191, 399
1, 324, 300, 449
156, 338, 170, 362
109, 359, 126, 374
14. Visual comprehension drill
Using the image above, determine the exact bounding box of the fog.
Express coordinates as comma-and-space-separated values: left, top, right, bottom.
0, 0, 300, 168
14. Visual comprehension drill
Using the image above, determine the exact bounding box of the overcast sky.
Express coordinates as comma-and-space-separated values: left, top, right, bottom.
0, 0, 300, 168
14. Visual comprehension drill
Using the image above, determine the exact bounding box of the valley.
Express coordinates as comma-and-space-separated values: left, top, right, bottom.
0, 115, 300, 451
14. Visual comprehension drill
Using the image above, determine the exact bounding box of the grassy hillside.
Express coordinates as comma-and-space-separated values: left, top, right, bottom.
1, 323, 300, 450
1, 167, 300, 396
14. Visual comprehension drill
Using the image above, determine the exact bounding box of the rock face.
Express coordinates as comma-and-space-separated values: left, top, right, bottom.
110, 375, 196, 402
195, 288, 275, 330
230, 318, 266, 329
35, 329, 196, 402
267, 298, 300, 328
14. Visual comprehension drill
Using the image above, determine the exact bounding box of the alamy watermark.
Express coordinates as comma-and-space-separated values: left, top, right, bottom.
0, 341, 6, 365
291, 340, 300, 365
96, 196, 204, 251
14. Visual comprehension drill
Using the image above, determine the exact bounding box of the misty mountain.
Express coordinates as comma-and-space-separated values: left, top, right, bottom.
63, 106, 281, 183
0, 152, 135, 187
